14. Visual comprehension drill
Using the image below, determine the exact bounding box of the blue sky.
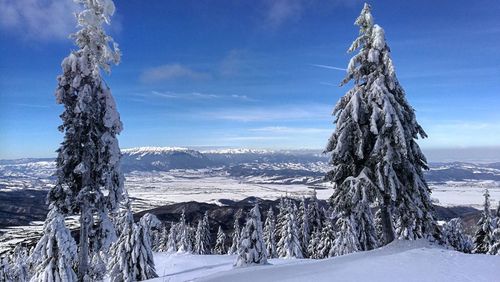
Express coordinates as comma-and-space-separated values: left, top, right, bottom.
0, 0, 499, 159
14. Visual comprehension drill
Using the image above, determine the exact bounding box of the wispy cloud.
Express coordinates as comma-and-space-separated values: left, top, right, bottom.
310, 64, 346, 72
265, 0, 303, 28
202, 104, 331, 122
219, 49, 248, 77
250, 126, 330, 134
147, 91, 257, 102
0, 0, 78, 41
223, 136, 288, 141
140, 64, 210, 83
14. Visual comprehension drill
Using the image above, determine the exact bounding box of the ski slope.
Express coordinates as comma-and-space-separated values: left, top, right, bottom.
149, 240, 500, 282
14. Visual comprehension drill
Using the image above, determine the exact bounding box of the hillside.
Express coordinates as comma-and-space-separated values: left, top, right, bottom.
147, 240, 500, 282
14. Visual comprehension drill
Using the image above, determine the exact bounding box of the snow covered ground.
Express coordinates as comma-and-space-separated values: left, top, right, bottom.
149, 240, 500, 282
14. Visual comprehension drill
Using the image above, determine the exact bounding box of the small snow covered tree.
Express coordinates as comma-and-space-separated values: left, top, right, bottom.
277, 201, 303, 258
11, 245, 30, 282
489, 224, 500, 255
234, 203, 267, 267
166, 224, 178, 253
307, 228, 321, 259
441, 218, 472, 253
317, 221, 336, 259
307, 190, 322, 233
214, 226, 228, 255
263, 208, 278, 258
48, 0, 124, 278
325, 3, 436, 245
108, 210, 159, 281
155, 226, 168, 252
177, 209, 192, 253
299, 198, 311, 255
30, 209, 78, 282
473, 190, 494, 254
332, 216, 359, 256
194, 212, 211, 255
229, 209, 243, 255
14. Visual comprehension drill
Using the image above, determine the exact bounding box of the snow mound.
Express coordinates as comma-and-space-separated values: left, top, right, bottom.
148, 240, 500, 282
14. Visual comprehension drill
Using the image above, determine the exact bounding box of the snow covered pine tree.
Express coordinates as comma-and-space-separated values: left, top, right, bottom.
277, 199, 303, 258
30, 209, 78, 281
325, 3, 436, 247
46, 0, 125, 279
473, 189, 494, 254
194, 212, 211, 255
214, 226, 228, 255
108, 208, 159, 281
234, 203, 268, 267
229, 209, 243, 255
441, 218, 472, 253
263, 208, 278, 258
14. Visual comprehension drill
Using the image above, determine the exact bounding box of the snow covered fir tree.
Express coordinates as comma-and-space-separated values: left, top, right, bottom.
473, 189, 494, 254
214, 226, 228, 255
324, 3, 437, 248
234, 203, 268, 267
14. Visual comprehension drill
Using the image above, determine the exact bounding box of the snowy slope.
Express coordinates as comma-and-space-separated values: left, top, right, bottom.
149, 240, 500, 282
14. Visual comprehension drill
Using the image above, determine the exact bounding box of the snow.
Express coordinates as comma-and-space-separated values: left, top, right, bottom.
147, 240, 500, 282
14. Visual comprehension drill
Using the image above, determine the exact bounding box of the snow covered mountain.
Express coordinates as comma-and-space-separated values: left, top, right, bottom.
121, 147, 213, 172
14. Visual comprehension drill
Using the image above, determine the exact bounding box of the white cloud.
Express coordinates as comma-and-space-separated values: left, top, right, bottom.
140, 64, 210, 83
0, 0, 78, 40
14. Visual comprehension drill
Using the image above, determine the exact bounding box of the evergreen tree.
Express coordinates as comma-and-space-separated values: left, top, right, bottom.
11, 245, 30, 282
317, 221, 336, 259
307, 190, 322, 233
263, 208, 278, 258
441, 218, 472, 253
277, 200, 303, 258
229, 209, 243, 255
108, 210, 158, 281
177, 209, 192, 253
299, 197, 311, 255
47, 0, 124, 278
332, 216, 359, 256
30, 209, 78, 282
194, 212, 211, 255
307, 228, 321, 259
234, 203, 267, 267
325, 3, 436, 245
155, 226, 168, 252
214, 226, 228, 255
166, 224, 178, 253
473, 190, 494, 254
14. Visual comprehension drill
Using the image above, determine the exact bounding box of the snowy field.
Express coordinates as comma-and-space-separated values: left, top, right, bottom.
147, 240, 500, 282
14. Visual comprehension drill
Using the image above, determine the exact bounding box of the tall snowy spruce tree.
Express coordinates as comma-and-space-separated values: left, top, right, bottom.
325, 3, 436, 246
234, 203, 267, 267
194, 212, 211, 255
46, 0, 124, 279
277, 200, 303, 259
263, 208, 278, 258
229, 209, 243, 255
473, 189, 494, 254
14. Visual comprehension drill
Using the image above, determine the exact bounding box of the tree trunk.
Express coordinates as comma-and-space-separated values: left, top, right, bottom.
380, 194, 395, 244
78, 200, 90, 280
